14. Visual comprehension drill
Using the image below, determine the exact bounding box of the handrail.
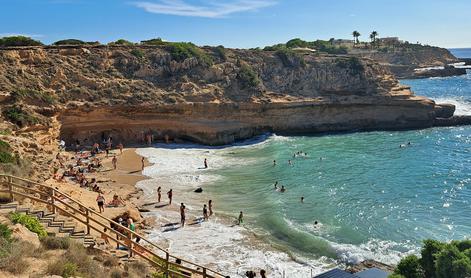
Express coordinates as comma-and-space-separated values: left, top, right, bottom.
0, 174, 228, 278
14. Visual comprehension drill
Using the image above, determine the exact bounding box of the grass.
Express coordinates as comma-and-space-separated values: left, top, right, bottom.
41, 236, 71, 250
0, 240, 36, 274
9, 212, 48, 238
0, 129, 12, 135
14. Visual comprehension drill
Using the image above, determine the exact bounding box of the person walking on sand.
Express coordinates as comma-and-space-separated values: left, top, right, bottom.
238, 211, 244, 225
167, 189, 173, 205
112, 156, 118, 170
180, 203, 186, 227
118, 143, 123, 155
141, 157, 145, 171
96, 193, 105, 213
157, 186, 162, 203
203, 204, 209, 221
204, 158, 208, 169
208, 200, 213, 216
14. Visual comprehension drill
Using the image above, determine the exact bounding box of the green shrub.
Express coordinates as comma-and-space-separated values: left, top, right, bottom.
130, 49, 145, 59
286, 38, 309, 48
0, 240, 36, 274
0, 36, 43, 47
109, 39, 134, 46
214, 45, 227, 61
52, 39, 99, 46
41, 236, 71, 250
11, 89, 56, 105
452, 240, 471, 252
141, 37, 166, 46
9, 212, 47, 238
0, 223, 12, 241
421, 239, 445, 278
62, 262, 78, 278
435, 245, 471, 278
0, 139, 11, 152
0, 129, 11, 135
394, 255, 424, 278
0, 152, 15, 164
275, 48, 305, 67
166, 42, 213, 65
238, 63, 260, 88
3, 106, 40, 127
389, 275, 406, 278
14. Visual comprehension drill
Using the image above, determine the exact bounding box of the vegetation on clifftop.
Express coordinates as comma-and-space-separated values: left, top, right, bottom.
390, 239, 471, 278
0, 36, 43, 47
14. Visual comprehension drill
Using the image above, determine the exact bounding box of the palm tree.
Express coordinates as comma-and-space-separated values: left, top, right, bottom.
352, 31, 360, 45
370, 31, 378, 47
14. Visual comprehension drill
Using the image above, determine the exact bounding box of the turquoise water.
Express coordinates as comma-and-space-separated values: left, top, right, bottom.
207, 72, 471, 264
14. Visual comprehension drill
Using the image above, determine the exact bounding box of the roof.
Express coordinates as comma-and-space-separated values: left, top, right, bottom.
314, 269, 356, 278
354, 268, 390, 278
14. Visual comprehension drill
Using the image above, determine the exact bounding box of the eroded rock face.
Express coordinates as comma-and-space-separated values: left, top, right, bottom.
0, 45, 460, 146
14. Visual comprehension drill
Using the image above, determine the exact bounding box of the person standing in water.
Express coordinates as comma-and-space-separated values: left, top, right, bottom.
157, 186, 161, 203
180, 203, 186, 227
141, 157, 145, 171
203, 204, 209, 221
118, 143, 123, 155
238, 211, 244, 225
208, 200, 213, 216
167, 189, 173, 205
273, 160, 276, 166
204, 158, 208, 169
301, 196, 304, 203
274, 181, 278, 189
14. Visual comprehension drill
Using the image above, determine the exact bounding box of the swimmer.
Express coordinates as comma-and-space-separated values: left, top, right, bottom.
288, 160, 292, 165
273, 160, 276, 166
280, 185, 286, 192
400, 144, 406, 148
301, 196, 304, 203
274, 181, 278, 189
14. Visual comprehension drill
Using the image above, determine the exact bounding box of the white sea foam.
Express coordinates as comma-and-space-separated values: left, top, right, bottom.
433, 97, 471, 115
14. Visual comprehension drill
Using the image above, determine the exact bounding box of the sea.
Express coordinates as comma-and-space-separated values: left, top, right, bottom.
135, 49, 471, 278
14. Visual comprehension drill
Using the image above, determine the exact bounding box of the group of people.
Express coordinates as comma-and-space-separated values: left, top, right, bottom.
178, 199, 214, 227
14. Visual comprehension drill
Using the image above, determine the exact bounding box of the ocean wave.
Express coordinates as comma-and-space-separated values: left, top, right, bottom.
433, 97, 471, 115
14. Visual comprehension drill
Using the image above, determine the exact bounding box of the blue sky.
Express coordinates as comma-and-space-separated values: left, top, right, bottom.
1, 0, 470, 48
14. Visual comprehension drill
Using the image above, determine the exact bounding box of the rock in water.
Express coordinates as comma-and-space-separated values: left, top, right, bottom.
194, 187, 203, 193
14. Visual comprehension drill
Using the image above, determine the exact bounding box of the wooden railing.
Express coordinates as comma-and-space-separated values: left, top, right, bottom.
0, 174, 228, 278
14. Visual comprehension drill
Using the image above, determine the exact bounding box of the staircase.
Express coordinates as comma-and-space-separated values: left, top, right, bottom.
0, 201, 95, 247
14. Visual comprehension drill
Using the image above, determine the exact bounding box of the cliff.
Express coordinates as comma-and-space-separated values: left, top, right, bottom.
355, 46, 464, 79
0, 45, 463, 151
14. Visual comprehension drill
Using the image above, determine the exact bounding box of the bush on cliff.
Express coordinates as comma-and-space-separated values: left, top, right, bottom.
238, 63, 260, 88
166, 42, 213, 65
391, 239, 471, 278
9, 212, 48, 238
109, 39, 134, 46
3, 106, 40, 127
130, 49, 145, 59
12, 89, 56, 105
53, 39, 100, 45
0, 140, 14, 164
0, 36, 43, 47
275, 48, 306, 67
214, 45, 227, 61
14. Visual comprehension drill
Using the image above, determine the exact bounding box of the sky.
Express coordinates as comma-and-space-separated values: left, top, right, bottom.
0, 0, 470, 48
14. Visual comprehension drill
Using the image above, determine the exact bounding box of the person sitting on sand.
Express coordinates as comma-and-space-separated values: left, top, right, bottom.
167, 189, 173, 205
108, 194, 124, 207
157, 186, 162, 202
280, 185, 286, 192
96, 193, 105, 213
238, 211, 244, 225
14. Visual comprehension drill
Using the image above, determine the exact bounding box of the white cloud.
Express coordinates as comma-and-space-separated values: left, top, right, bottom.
133, 0, 277, 18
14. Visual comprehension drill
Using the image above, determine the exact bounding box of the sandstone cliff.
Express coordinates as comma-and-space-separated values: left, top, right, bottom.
0, 45, 459, 151
356, 46, 463, 79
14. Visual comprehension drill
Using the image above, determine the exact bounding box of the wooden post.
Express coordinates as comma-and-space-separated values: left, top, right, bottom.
128, 232, 133, 258
203, 267, 207, 278
165, 252, 170, 278
51, 189, 56, 214
7, 176, 13, 202
86, 209, 90, 235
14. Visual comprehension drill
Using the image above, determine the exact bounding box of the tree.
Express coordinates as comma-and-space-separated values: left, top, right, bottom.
352, 31, 361, 45
394, 255, 424, 278
435, 245, 471, 278
421, 239, 445, 278
329, 38, 335, 46
0, 36, 43, 47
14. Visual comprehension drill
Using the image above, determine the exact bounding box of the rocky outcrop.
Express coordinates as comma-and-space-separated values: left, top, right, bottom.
357, 46, 462, 79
